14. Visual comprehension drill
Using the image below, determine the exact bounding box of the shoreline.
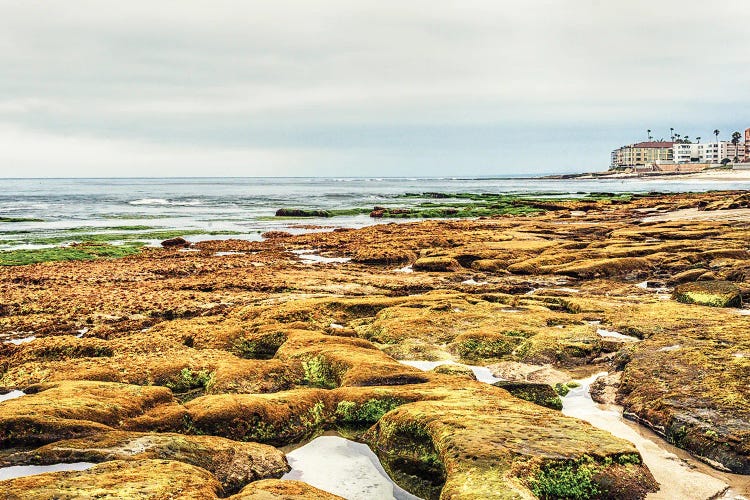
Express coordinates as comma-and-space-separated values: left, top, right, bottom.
544, 166, 750, 182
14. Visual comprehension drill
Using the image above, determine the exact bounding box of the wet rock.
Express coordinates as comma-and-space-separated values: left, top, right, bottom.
161, 237, 190, 248
492, 381, 562, 410
673, 280, 742, 307
590, 372, 621, 405
275, 208, 330, 217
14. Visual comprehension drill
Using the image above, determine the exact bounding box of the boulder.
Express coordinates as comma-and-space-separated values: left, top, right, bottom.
673, 280, 742, 307
161, 237, 190, 248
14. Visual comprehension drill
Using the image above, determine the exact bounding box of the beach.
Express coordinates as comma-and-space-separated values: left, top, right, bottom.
1, 189, 749, 499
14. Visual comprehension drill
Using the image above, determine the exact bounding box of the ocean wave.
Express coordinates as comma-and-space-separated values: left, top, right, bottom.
129, 198, 170, 206
128, 198, 203, 206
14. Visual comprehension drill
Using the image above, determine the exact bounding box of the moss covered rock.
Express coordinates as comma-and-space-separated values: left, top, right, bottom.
672, 280, 742, 307
2, 431, 289, 494
493, 381, 563, 410
230, 479, 344, 499
0, 459, 223, 499
413, 256, 462, 272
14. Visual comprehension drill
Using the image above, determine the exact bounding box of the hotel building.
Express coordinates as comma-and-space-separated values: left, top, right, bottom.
610, 141, 674, 168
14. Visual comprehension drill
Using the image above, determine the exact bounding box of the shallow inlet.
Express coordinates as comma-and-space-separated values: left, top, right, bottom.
0, 390, 25, 403
0, 463, 96, 481
562, 373, 750, 499
282, 435, 422, 500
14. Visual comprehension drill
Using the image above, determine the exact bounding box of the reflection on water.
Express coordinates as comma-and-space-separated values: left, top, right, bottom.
282, 435, 422, 500
0, 390, 25, 403
0, 463, 96, 481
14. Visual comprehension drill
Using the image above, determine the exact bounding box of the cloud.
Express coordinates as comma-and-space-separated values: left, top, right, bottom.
0, 0, 748, 176
0, 124, 328, 177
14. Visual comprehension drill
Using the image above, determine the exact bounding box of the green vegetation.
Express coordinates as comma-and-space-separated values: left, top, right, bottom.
274, 208, 371, 218
493, 382, 563, 410
554, 383, 570, 397
528, 457, 601, 500
0, 229, 240, 247
0, 217, 45, 223
232, 332, 287, 360
273, 192, 647, 221
0, 243, 144, 266
336, 397, 405, 424
166, 368, 214, 393
453, 336, 518, 360
302, 355, 340, 389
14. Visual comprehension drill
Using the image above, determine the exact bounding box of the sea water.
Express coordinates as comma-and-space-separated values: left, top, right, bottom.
2, 176, 749, 250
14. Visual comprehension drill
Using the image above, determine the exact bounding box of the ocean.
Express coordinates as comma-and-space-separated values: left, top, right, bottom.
1, 176, 748, 250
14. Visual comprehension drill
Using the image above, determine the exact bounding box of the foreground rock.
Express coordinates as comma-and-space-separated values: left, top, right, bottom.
672, 280, 743, 307
0, 459, 223, 499
230, 479, 344, 499
0, 381, 173, 447
2, 431, 288, 494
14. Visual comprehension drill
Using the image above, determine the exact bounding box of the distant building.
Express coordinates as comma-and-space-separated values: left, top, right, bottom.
611, 129, 749, 169
610, 141, 674, 168
673, 141, 746, 164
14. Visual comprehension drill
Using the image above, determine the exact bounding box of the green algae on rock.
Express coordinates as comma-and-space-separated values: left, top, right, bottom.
493, 381, 563, 410
672, 280, 743, 307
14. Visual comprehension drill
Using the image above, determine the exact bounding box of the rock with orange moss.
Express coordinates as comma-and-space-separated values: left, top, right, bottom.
0, 459, 223, 499
413, 256, 462, 272
230, 479, 344, 499
364, 393, 657, 499
0, 381, 174, 447
2, 430, 289, 494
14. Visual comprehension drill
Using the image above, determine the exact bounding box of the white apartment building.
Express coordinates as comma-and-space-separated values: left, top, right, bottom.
673, 141, 745, 164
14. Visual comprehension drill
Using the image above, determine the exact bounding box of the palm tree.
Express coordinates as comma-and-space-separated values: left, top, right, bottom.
696, 136, 701, 143
670, 127, 674, 141
731, 131, 742, 162
713, 129, 720, 143
684, 135, 690, 144
647, 129, 652, 141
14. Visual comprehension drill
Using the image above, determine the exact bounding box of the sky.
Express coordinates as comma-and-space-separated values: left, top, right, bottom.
1, 0, 749, 178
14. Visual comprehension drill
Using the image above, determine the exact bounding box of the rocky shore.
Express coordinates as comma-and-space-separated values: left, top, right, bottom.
1, 190, 749, 499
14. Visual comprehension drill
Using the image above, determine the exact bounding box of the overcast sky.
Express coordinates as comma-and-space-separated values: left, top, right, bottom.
1, 1, 749, 177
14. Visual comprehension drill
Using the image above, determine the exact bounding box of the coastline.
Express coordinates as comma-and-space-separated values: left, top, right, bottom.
545, 166, 750, 182
1, 190, 749, 498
